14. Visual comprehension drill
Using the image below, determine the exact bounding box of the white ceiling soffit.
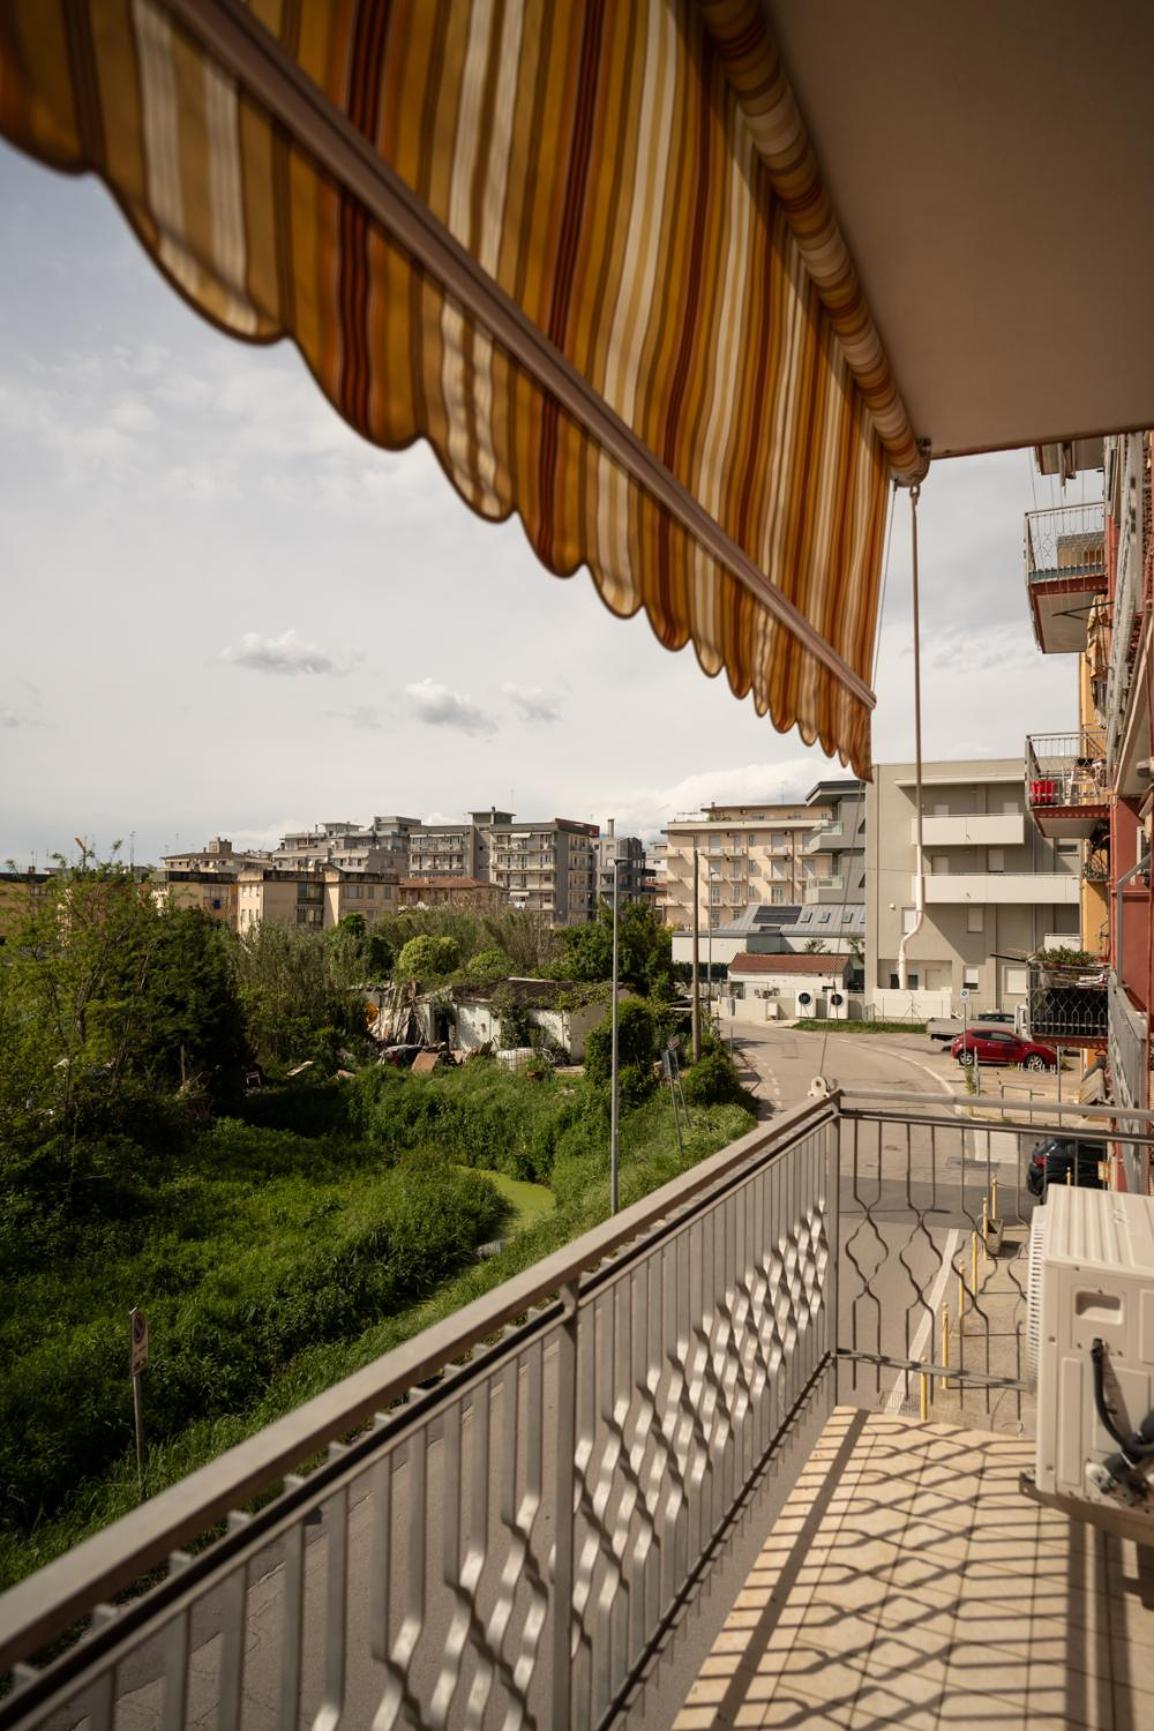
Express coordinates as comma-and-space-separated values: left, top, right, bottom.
767, 1, 1154, 460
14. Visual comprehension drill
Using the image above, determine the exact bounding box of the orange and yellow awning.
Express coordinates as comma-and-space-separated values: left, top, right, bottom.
0, 0, 925, 776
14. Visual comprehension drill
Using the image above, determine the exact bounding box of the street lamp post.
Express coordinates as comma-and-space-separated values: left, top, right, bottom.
610, 854, 621, 1213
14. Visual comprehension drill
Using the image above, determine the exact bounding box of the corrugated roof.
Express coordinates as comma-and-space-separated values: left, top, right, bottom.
729, 952, 851, 975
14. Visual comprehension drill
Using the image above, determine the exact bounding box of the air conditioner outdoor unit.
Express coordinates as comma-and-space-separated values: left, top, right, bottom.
1029, 1186, 1154, 1529
826, 990, 849, 1021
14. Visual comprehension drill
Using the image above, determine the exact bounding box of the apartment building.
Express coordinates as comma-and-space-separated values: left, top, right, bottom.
595, 821, 654, 908
162, 836, 272, 874
236, 865, 397, 933
274, 816, 418, 875
1022, 433, 1152, 1155
406, 810, 510, 880
152, 871, 238, 924
865, 758, 1081, 1014
661, 800, 829, 931
488, 817, 599, 924
779, 778, 867, 952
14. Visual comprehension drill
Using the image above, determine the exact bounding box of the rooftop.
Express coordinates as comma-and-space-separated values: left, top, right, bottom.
729, 950, 852, 974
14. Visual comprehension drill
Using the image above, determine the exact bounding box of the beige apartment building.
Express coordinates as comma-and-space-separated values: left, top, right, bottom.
237, 866, 397, 934
864, 757, 1082, 1015
661, 800, 831, 931
152, 871, 238, 924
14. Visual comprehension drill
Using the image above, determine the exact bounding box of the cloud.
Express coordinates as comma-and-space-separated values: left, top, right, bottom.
219, 629, 347, 677
325, 705, 386, 731
604, 758, 820, 841
404, 677, 495, 735
502, 681, 560, 723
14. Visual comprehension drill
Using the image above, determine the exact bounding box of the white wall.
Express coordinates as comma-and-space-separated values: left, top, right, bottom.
868, 987, 953, 1021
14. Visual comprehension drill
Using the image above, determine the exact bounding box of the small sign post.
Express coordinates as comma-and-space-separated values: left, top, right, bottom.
130, 1307, 149, 1499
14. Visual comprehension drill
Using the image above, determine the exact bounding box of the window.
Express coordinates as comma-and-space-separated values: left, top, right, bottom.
963, 965, 980, 989
988, 848, 1005, 873
889, 972, 919, 989
818, 912, 831, 924
902, 906, 917, 934
967, 906, 984, 933
1004, 965, 1028, 996
930, 856, 947, 875
1002, 797, 1020, 815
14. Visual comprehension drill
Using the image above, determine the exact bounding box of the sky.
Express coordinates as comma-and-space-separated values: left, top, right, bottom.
0, 139, 1084, 867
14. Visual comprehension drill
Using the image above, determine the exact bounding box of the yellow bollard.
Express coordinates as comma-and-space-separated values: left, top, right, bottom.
919, 1371, 930, 1423
982, 1195, 990, 1257
942, 1305, 952, 1389
971, 1230, 979, 1298
991, 1174, 1000, 1224
958, 1270, 965, 1325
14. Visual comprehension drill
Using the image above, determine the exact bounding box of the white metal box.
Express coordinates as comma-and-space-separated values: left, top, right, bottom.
1032, 1186, 1154, 1523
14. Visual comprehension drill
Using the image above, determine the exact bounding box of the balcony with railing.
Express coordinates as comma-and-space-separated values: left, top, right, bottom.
803, 874, 844, 904
1024, 502, 1106, 654
1025, 727, 1110, 837
804, 823, 842, 853
8, 1092, 1154, 1730
1026, 957, 1108, 1046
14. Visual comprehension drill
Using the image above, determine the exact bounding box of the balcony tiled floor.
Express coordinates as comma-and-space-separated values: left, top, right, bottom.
674, 1408, 1154, 1730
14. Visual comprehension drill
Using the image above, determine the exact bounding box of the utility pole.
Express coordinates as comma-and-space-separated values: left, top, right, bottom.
691, 844, 701, 1062
610, 855, 621, 1213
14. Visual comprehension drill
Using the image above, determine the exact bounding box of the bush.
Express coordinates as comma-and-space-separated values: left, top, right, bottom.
464, 947, 515, 985
584, 999, 661, 1092
681, 1046, 759, 1114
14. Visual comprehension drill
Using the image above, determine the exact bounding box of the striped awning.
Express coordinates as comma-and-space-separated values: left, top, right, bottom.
0, 0, 922, 776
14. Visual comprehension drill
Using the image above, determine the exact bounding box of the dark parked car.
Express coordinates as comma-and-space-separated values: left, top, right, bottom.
950, 1028, 1058, 1070
972, 1011, 1015, 1026
1027, 1137, 1107, 1197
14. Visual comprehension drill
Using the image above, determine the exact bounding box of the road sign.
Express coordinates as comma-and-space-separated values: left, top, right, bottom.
960, 988, 971, 1002
130, 1307, 149, 1376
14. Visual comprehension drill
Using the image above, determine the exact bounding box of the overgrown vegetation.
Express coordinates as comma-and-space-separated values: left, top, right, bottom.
792, 1018, 928, 1035
0, 864, 753, 1588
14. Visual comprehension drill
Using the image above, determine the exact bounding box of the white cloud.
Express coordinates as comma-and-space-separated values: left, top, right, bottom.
220, 629, 348, 677
502, 681, 560, 723
404, 678, 495, 736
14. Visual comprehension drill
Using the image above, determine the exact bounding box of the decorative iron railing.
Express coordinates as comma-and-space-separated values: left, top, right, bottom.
4, 1093, 1153, 1730
1023, 501, 1105, 582
1026, 960, 1108, 1041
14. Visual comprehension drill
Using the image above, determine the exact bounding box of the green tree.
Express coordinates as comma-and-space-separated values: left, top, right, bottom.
802, 938, 827, 954
549, 904, 673, 996
465, 946, 516, 984
583, 997, 661, 1092
234, 921, 364, 1070
396, 933, 460, 981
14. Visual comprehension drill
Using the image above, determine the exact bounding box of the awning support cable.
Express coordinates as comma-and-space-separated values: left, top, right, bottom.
897, 483, 925, 991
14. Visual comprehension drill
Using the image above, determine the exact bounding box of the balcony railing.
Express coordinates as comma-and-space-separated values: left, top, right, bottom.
1024, 501, 1105, 582
1025, 728, 1108, 810
1026, 959, 1108, 1042
804, 824, 842, 852
4, 1093, 1153, 1730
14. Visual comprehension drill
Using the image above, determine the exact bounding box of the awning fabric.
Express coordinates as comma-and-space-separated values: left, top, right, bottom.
0, 0, 903, 775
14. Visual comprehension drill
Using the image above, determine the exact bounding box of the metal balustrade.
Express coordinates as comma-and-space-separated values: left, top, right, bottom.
1023, 501, 1105, 582
3, 1093, 1153, 1730
1026, 960, 1108, 1042
1025, 728, 1109, 810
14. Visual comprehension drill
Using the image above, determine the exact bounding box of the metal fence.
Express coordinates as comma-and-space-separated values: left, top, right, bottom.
5, 1090, 1154, 1730
1026, 962, 1108, 1042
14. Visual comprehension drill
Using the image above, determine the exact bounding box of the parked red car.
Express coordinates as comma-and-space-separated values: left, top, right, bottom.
950, 1029, 1058, 1071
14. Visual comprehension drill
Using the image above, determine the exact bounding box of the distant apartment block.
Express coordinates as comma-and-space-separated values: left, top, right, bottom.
661, 800, 831, 931
274, 816, 418, 875
595, 820, 655, 908
865, 757, 1082, 1014
236, 866, 398, 933
489, 817, 599, 924
780, 778, 867, 952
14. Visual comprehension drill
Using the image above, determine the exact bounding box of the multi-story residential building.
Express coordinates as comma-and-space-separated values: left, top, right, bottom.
152, 870, 239, 924
594, 821, 654, 908
162, 836, 272, 874
661, 800, 831, 931
797, 779, 867, 905
274, 816, 418, 875
405, 810, 511, 880
865, 758, 1082, 1014
236, 865, 397, 933
488, 817, 599, 924
1022, 434, 1152, 1155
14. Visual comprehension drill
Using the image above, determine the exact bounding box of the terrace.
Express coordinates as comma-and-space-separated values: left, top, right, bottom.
3, 1091, 1153, 1730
